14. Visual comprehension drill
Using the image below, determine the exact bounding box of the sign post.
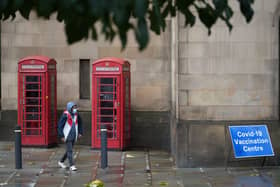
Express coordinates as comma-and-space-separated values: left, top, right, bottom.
228, 125, 274, 160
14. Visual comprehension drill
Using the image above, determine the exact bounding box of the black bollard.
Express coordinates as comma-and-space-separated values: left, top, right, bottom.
101, 125, 108, 169
15, 125, 22, 169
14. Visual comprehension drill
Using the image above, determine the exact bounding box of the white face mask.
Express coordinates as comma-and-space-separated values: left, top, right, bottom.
72, 108, 78, 114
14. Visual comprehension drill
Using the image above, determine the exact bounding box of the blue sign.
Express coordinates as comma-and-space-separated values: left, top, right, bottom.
229, 125, 274, 158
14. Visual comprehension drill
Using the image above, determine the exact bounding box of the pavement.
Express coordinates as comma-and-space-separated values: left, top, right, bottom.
0, 141, 280, 187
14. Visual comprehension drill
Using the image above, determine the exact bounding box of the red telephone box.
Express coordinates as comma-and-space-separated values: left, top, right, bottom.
18, 56, 57, 147
92, 57, 131, 150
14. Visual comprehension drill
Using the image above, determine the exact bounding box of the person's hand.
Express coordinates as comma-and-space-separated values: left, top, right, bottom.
78, 134, 82, 138
61, 137, 65, 142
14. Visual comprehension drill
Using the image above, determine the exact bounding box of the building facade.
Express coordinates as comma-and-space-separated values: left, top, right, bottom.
1, 0, 280, 167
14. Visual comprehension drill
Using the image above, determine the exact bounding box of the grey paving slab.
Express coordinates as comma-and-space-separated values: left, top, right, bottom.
182, 184, 211, 187
124, 172, 147, 185
35, 175, 65, 186
230, 176, 273, 187
125, 163, 146, 171
176, 168, 206, 178
124, 168, 146, 175
227, 167, 256, 176
96, 169, 123, 186
152, 171, 181, 187
11, 169, 41, 180
180, 176, 210, 186
65, 175, 93, 187
207, 175, 236, 184
41, 166, 68, 175
0, 142, 13, 151
4, 183, 36, 187
2, 142, 280, 187
151, 163, 175, 172
0, 152, 14, 166
204, 168, 230, 176
0, 170, 16, 185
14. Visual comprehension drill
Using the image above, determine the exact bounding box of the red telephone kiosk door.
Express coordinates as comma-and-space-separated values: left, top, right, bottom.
93, 76, 120, 148
92, 58, 131, 150
19, 73, 46, 145
18, 56, 57, 146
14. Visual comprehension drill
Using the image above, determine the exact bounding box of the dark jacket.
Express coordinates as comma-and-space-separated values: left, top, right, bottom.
57, 113, 83, 139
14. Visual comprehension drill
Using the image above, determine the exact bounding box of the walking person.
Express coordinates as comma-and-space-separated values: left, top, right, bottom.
57, 101, 83, 171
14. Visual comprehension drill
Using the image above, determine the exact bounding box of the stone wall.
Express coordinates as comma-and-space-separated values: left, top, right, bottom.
0, 12, 171, 151
174, 0, 280, 167
0, 110, 170, 152
1, 12, 171, 112
178, 0, 279, 121
176, 120, 280, 167
1, 1, 280, 167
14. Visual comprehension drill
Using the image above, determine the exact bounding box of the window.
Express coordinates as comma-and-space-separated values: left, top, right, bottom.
79, 59, 90, 99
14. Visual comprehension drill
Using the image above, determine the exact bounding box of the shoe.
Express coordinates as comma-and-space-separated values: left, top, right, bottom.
58, 161, 66, 169
70, 165, 77, 171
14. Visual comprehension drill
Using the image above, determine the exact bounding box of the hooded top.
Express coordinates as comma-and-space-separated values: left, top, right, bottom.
67, 101, 76, 113
57, 101, 83, 141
